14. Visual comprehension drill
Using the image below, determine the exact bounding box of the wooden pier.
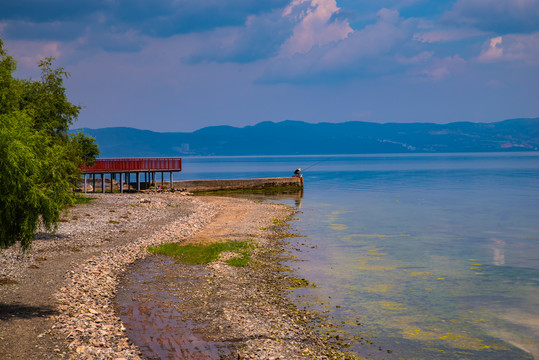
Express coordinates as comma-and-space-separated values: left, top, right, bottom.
80, 158, 182, 193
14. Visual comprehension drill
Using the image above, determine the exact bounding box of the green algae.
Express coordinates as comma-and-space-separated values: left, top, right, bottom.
148, 240, 255, 267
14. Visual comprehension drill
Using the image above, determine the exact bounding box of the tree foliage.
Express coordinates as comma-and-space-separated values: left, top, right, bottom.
70, 131, 100, 167
0, 39, 98, 250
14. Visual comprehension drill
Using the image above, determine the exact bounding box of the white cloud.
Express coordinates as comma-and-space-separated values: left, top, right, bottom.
184, 0, 353, 64
478, 36, 503, 62
477, 33, 539, 63
261, 8, 417, 82
279, 0, 353, 57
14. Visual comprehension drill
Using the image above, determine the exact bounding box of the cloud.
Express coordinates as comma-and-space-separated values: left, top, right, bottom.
279, 0, 353, 56
397, 51, 434, 65
185, 9, 297, 64
443, 0, 539, 34
319, 9, 414, 65
417, 55, 466, 81
3, 40, 63, 75
0, 0, 298, 71
413, 28, 486, 43
0, 20, 84, 42
185, 0, 352, 64
0, 0, 290, 39
477, 33, 539, 63
478, 36, 503, 62
113, 0, 290, 37
260, 8, 418, 83
4, 0, 537, 92
0, 0, 105, 23
0, 0, 291, 62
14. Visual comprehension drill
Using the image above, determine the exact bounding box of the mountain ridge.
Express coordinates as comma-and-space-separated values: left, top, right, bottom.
71, 118, 539, 157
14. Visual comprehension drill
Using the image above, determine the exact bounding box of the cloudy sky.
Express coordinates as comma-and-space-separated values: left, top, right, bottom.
1, 0, 538, 132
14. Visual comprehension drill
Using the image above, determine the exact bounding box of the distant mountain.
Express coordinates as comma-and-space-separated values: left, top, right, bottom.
71, 118, 539, 157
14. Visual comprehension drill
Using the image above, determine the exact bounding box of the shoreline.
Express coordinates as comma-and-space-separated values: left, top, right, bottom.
0, 193, 362, 359
53, 195, 220, 359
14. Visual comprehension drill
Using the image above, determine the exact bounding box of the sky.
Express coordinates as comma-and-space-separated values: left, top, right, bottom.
1, 0, 538, 132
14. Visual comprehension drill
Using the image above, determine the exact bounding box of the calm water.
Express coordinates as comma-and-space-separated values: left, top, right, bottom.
178, 153, 539, 359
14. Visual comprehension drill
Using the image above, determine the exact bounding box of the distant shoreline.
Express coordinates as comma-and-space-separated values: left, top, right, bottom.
71, 117, 539, 157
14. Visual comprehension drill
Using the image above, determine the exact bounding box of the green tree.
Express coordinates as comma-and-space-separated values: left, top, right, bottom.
0, 39, 94, 250
70, 131, 100, 167
19, 57, 81, 139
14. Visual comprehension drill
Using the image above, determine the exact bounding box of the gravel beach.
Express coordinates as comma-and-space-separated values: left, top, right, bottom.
0, 193, 361, 359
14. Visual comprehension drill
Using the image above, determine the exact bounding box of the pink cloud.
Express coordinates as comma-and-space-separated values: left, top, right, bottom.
279, 0, 353, 57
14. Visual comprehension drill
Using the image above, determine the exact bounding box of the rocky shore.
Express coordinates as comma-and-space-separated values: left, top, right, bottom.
0, 193, 361, 359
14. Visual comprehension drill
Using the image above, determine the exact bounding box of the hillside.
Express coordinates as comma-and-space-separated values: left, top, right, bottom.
71, 118, 539, 157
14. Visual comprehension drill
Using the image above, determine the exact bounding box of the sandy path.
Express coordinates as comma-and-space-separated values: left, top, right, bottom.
188, 196, 264, 244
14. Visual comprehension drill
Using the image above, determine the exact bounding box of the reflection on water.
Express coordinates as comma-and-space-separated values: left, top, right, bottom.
490, 237, 506, 266
207, 189, 304, 208
170, 153, 539, 359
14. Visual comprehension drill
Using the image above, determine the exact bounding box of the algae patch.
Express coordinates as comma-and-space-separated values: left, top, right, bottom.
148, 240, 255, 267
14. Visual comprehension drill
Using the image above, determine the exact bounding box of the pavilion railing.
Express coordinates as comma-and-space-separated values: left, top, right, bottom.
81, 158, 182, 173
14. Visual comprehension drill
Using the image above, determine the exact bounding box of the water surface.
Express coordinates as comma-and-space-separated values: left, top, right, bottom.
180, 153, 539, 359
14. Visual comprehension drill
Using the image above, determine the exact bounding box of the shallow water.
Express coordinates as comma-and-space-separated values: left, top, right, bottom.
116, 256, 230, 359
178, 153, 539, 359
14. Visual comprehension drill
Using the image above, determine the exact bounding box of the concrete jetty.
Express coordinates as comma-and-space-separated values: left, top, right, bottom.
172, 177, 303, 193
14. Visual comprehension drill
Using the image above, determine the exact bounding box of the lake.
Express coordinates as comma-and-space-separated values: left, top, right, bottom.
178, 152, 539, 359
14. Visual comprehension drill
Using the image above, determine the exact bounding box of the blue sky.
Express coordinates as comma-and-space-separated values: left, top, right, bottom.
1, 0, 538, 132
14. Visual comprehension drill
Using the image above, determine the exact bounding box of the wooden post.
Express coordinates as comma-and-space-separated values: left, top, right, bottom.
136, 172, 140, 192
170, 171, 173, 188
120, 173, 124, 193
161, 171, 164, 188
110, 173, 113, 193
101, 173, 105, 193
84, 174, 87, 193
92, 174, 96, 193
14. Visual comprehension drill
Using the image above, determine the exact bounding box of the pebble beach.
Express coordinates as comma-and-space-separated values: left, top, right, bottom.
0, 193, 361, 360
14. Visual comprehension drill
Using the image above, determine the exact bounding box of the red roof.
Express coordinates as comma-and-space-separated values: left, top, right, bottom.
81, 158, 182, 173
